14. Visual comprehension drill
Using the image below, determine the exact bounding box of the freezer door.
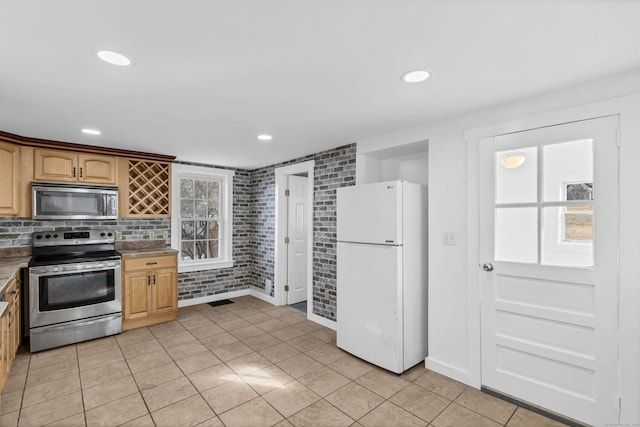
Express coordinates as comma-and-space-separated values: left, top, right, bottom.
337, 181, 403, 245
336, 241, 404, 373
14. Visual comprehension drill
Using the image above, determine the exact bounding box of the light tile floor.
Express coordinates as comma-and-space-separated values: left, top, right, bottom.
0, 296, 568, 426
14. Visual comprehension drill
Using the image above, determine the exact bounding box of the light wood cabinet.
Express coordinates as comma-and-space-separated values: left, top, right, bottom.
1, 275, 20, 392
122, 254, 177, 331
4, 277, 20, 361
0, 142, 32, 217
118, 158, 171, 218
34, 148, 117, 185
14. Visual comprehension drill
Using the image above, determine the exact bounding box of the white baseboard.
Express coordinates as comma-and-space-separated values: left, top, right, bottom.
177, 289, 250, 308
308, 312, 336, 330
249, 288, 276, 304
425, 357, 477, 388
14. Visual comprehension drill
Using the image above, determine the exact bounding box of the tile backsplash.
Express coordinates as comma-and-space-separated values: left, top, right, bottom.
0, 218, 171, 247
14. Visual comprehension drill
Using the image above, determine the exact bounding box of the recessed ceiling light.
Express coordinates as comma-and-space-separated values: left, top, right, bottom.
401, 70, 430, 83
96, 50, 132, 66
257, 134, 273, 141
81, 128, 101, 135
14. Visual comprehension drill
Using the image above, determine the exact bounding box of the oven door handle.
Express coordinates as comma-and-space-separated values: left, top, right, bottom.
29, 261, 121, 275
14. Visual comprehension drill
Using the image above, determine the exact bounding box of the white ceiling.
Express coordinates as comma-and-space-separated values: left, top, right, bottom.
1, 1, 639, 169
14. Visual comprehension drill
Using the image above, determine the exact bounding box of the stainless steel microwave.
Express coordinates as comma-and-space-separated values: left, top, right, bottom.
32, 183, 118, 220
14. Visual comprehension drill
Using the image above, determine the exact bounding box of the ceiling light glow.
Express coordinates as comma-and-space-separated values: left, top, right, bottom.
257, 134, 273, 141
402, 70, 430, 83
97, 50, 132, 66
81, 128, 101, 135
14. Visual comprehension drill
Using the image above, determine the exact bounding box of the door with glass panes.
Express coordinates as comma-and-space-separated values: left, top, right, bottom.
479, 116, 619, 426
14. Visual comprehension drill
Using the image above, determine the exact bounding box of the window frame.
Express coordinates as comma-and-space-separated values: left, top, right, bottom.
171, 163, 234, 273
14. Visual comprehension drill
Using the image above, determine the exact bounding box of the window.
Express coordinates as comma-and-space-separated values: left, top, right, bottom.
171, 163, 234, 272
563, 182, 593, 241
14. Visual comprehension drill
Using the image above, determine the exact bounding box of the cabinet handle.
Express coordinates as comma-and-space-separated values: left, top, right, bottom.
146, 262, 157, 266
153, 275, 156, 285
73, 166, 76, 177
80, 167, 83, 178
147, 275, 151, 286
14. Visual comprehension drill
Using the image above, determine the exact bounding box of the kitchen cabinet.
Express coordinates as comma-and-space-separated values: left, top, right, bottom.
118, 157, 171, 218
0, 142, 32, 217
1, 275, 20, 392
4, 276, 20, 362
122, 253, 177, 331
0, 305, 8, 392
34, 148, 117, 185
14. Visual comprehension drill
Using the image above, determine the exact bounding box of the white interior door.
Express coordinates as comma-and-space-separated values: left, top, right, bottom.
479, 116, 619, 426
287, 175, 308, 305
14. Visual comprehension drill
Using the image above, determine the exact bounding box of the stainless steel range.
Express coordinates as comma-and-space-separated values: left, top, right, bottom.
28, 230, 122, 352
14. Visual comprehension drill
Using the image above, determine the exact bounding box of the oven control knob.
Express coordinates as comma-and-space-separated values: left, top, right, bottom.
36, 235, 42, 240
100, 233, 106, 237
107, 232, 113, 237
45, 234, 51, 239
53, 234, 58, 238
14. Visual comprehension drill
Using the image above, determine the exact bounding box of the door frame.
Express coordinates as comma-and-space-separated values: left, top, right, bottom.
274, 160, 315, 309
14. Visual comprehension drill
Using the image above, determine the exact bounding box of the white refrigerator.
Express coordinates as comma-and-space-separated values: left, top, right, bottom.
336, 180, 428, 374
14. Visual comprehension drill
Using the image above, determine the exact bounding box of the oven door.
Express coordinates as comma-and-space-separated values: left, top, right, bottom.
29, 260, 122, 328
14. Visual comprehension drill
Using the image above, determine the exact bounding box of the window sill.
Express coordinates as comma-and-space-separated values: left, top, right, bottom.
178, 260, 234, 273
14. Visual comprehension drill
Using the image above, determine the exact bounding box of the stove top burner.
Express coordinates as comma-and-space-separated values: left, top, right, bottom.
30, 229, 120, 267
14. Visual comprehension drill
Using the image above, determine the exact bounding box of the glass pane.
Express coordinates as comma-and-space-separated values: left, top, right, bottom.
195, 221, 207, 239
543, 139, 593, 202
181, 221, 194, 240
495, 207, 537, 263
542, 206, 593, 267
180, 199, 194, 218
180, 179, 194, 198
195, 200, 207, 218
195, 180, 207, 199
194, 241, 207, 259
208, 240, 219, 258
209, 222, 219, 240
181, 242, 194, 261
496, 147, 538, 204
208, 181, 220, 200
207, 200, 219, 218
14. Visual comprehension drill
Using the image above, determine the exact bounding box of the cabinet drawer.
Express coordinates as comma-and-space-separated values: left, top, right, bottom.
124, 254, 177, 272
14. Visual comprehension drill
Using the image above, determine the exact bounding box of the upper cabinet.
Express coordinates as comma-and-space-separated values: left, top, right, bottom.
118, 158, 171, 218
0, 142, 32, 217
0, 142, 20, 216
34, 149, 117, 185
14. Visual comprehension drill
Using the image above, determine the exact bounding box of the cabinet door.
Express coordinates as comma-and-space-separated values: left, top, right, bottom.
78, 154, 117, 185
34, 149, 77, 182
124, 271, 152, 320
151, 268, 177, 315
0, 142, 19, 215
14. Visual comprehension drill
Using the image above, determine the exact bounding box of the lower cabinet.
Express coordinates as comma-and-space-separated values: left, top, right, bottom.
122, 253, 178, 331
1, 275, 21, 392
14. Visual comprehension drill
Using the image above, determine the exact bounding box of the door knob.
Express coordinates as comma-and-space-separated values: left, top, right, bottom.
482, 262, 494, 272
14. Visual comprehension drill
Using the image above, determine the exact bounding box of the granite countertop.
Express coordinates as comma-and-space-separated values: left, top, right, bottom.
118, 247, 178, 258
0, 301, 8, 318
0, 256, 30, 296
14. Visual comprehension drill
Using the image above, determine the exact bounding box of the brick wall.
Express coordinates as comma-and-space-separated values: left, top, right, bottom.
250, 144, 357, 321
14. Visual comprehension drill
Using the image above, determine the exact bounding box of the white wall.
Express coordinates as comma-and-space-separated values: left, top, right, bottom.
356, 68, 640, 424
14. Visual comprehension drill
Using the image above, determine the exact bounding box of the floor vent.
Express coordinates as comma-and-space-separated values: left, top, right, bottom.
207, 299, 234, 307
